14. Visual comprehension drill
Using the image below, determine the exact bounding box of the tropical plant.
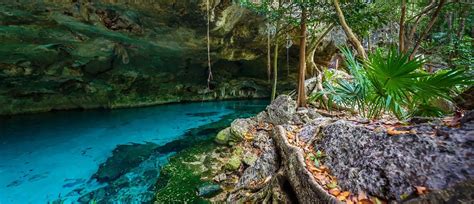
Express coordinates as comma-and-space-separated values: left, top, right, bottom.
310, 47, 472, 119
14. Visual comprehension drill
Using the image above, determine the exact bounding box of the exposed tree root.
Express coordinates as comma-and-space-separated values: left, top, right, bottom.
230, 124, 341, 203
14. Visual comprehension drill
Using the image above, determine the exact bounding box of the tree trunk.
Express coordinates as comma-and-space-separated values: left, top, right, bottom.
410, 0, 447, 60
457, 9, 468, 39
267, 27, 272, 82
297, 7, 307, 108
272, 41, 279, 101
405, 0, 436, 53
399, 0, 406, 53
333, 0, 367, 59
367, 35, 372, 52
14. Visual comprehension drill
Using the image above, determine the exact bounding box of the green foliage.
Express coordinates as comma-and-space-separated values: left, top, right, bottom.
310, 47, 473, 119
238, 0, 392, 34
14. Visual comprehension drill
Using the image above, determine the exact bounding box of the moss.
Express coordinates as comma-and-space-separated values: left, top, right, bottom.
224, 154, 242, 171
214, 127, 230, 145
154, 141, 215, 203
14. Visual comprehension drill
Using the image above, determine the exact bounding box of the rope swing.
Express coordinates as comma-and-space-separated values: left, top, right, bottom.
206, 0, 213, 89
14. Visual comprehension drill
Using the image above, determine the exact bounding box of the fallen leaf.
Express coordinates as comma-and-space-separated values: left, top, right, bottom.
314, 173, 326, 181
358, 191, 368, 201
329, 188, 341, 196
308, 165, 319, 172
337, 191, 351, 201
386, 127, 411, 135
319, 165, 329, 172
415, 186, 428, 195
327, 181, 338, 189
357, 199, 373, 204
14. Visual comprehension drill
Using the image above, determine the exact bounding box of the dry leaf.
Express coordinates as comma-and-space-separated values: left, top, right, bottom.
357, 199, 373, 204
386, 127, 411, 135
340, 191, 350, 197
314, 173, 326, 181
358, 191, 368, 201
337, 191, 351, 201
308, 165, 319, 172
329, 188, 341, 196
415, 186, 428, 195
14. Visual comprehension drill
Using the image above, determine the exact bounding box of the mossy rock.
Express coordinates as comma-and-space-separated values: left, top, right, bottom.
224, 154, 242, 171
214, 127, 231, 145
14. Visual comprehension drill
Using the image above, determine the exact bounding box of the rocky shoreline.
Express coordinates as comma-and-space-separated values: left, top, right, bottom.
207, 95, 474, 203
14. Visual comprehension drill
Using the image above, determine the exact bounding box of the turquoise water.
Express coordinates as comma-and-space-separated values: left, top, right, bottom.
0, 100, 267, 204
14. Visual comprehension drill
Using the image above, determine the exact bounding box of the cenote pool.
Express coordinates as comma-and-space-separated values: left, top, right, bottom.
0, 100, 267, 204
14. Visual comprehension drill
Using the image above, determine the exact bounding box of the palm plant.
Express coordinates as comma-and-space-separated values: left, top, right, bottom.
309, 47, 368, 116
364, 48, 426, 118
310, 47, 472, 119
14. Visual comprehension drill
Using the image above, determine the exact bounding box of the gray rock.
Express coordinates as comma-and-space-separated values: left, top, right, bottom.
297, 118, 330, 143
266, 95, 296, 125
229, 118, 256, 141
242, 152, 258, 166
461, 110, 474, 126
318, 121, 474, 200
234, 134, 279, 190
213, 173, 227, 182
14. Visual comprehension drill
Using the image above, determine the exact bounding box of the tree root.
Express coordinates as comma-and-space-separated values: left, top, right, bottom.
229, 125, 341, 204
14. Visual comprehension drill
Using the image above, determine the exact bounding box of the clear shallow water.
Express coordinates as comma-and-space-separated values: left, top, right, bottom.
0, 100, 267, 204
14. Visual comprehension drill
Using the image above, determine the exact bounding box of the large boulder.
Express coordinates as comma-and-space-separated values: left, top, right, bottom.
318, 120, 474, 200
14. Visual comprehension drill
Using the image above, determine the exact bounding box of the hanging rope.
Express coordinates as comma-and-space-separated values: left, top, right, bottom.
286, 34, 292, 76
206, 0, 213, 89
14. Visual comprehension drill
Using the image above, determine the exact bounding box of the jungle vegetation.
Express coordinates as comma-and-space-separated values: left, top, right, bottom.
239, 0, 473, 119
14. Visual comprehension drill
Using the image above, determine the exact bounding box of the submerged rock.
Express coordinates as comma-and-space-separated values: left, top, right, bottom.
94, 142, 159, 182
197, 183, 222, 198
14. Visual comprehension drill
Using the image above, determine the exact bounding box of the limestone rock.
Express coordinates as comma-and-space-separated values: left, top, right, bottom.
242, 152, 258, 166
318, 121, 474, 200
455, 87, 474, 110
225, 155, 242, 171
265, 95, 297, 125
297, 118, 330, 143
215, 127, 231, 145
229, 118, 256, 141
